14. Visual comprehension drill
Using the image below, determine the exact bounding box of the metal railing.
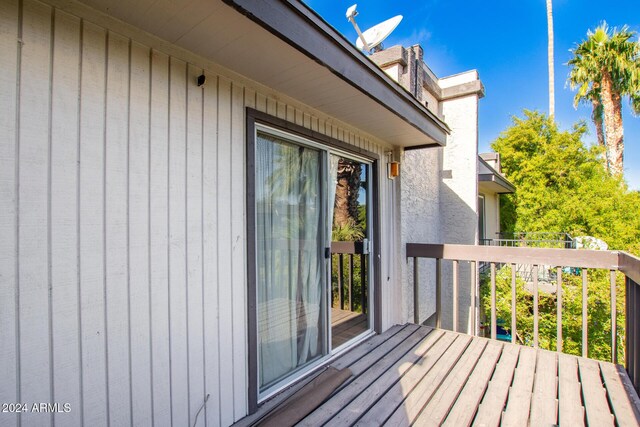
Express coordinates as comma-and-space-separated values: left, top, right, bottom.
407, 243, 640, 391
497, 231, 575, 245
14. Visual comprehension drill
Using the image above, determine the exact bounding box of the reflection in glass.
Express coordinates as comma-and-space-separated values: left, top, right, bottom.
330, 156, 370, 348
255, 132, 326, 392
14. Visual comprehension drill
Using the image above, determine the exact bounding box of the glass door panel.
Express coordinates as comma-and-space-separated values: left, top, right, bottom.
329, 155, 370, 348
255, 131, 327, 394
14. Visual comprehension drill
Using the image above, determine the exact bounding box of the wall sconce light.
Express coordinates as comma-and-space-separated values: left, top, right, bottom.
387, 151, 400, 179
197, 74, 206, 87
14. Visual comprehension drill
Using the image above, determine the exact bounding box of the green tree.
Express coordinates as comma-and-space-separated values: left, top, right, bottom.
492, 110, 640, 253
568, 23, 640, 176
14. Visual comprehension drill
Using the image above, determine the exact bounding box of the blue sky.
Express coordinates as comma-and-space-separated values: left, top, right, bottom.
304, 0, 640, 189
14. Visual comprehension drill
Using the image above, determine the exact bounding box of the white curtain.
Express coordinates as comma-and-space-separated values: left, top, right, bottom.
256, 132, 325, 391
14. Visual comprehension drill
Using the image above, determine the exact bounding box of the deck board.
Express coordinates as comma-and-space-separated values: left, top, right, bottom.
442, 340, 503, 427
600, 362, 640, 426
529, 349, 558, 426
384, 334, 473, 425
332, 308, 369, 348
473, 343, 520, 427
330, 329, 445, 425
501, 346, 537, 426
353, 329, 458, 426
579, 357, 615, 426
299, 326, 433, 426
414, 337, 488, 426
236, 325, 640, 427
558, 353, 585, 426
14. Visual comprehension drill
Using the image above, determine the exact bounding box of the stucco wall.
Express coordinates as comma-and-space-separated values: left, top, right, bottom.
399, 148, 443, 324
439, 92, 480, 332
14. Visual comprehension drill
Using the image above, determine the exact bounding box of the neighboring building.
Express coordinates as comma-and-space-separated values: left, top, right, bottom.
1, 1, 491, 426
478, 152, 515, 242
370, 44, 485, 332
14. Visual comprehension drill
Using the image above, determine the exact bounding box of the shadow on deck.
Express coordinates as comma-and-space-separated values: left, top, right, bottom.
237, 324, 640, 426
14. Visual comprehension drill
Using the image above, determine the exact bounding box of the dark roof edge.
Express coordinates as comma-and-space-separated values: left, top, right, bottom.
478, 156, 515, 193
478, 174, 516, 193
222, 0, 450, 144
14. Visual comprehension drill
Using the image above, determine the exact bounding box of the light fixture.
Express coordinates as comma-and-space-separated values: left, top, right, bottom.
387, 151, 400, 179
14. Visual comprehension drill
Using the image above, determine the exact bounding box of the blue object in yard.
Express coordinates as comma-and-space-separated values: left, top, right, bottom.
496, 323, 512, 343
562, 266, 582, 276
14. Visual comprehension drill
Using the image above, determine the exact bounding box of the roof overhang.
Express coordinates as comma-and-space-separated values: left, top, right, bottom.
73, 0, 449, 147
478, 174, 516, 194
478, 156, 515, 194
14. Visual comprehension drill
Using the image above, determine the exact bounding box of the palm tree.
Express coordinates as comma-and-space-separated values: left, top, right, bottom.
333, 158, 363, 238
568, 69, 605, 150
546, 0, 555, 118
568, 23, 640, 176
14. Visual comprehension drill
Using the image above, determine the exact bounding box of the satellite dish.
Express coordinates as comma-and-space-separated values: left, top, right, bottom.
355, 15, 403, 51
346, 4, 402, 53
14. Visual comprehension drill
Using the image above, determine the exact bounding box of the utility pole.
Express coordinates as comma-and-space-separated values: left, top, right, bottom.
547, 0, 555, 118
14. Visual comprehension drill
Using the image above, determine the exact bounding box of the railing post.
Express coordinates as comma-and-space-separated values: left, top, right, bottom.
634, 278, 639, 390
628, 276, 638, 390
611, 269, 617, 364
491, 262, 496, 341
436, 258, 442, 329
413, 257, 419, 324
511, 264, 517, 345
557, 267, 563, 353
625, 276, 630, 383
533, 265, 539, 348
582, 268, 588, 358
453, 260, 459, 332
471, 261, 476, 336
360, 254, 366, 313
348, 254, 354, 312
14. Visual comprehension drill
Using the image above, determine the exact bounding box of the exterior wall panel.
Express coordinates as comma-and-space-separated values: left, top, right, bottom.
50, 9, 82, 427
78, 19, 108, 427
148, 48, 172, 427
0, 1, 396, 425
0, 1, 19, 426
18, 2, 52, 425
128, 40, 153, 427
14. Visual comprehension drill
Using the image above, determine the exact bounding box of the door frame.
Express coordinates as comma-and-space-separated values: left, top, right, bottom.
245, 108, 381, 413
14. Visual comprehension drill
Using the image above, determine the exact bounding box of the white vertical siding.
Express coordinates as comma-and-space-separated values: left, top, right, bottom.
216, 75, 235, 426
18, 2, 51, 426
230, 82, 247, 422
149, 48, 171, 426
50, 9, 81, 427
128, 40, 153, 426
186, 62, 205, 427
0, 2, 19, 427
104, 31, 131, 427
167, 56, 189, 426
78, 19, 108, 427
0, 1, 395, 425
202, 73, 220, 427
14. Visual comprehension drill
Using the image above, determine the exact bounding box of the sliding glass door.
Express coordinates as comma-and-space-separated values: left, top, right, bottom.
255, 130, 328, 395
252, 123, 374, 400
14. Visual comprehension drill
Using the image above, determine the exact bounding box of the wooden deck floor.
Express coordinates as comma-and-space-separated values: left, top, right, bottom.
239, 324, 640, 426
332, 307, 368, 348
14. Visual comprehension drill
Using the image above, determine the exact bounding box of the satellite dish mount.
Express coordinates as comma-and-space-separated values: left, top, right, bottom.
346, 4, 402, 53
